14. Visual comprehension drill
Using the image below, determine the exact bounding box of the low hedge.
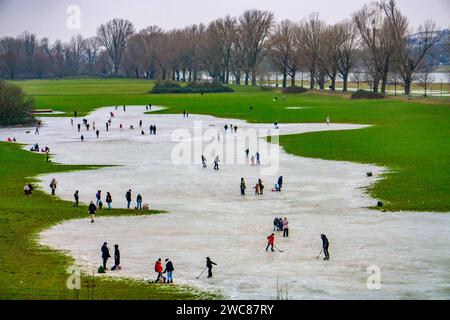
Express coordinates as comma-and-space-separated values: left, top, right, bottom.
151, 81, 233, 94
282, 86, 309, 94
351, 90, 384, 100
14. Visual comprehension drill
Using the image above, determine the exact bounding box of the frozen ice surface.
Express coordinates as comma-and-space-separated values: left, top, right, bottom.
1, 106, 449, 300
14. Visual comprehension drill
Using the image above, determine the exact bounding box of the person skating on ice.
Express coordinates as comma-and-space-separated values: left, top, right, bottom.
282, 217, 289, 238
201, 155, 207, 168
321, 234, 330, 260
240, 178, 246, 196
266, 233, 275, 252
206, 257, 217, 278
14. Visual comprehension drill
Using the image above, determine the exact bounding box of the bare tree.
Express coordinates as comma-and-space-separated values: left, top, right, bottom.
353, 2, 395, 94
83, 37, 100, 74
335, 20, 359, 92
97, 19, 135, 75
269, 20, 298, 88
239, 9, 274, 85
298, 14, 325, 89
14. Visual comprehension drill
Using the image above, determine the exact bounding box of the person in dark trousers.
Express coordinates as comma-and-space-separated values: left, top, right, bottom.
50, 178, 57, 196
106, 192, 112, 209
101, 242, 111, 270
266, 233, 275, 252
111, 245, 121, 271
278, 176, 283, 191
240, 178, 246, 196
282, 217, 289, 238
126, 189, 132, 209
206, 257, 217, 278
321, 234, 330, 260
136, 194, 142, 209
73, 190, 79, 207
163, 259, 174, 283
77, 123, 81, 132
81, 135, 84, 142
154, 258, 163, 283
201, 155, 207, 168
96, 129, 100, 138
88, 201, 96, 223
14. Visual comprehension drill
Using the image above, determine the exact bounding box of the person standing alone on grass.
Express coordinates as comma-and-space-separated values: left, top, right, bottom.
266, 233, 275, 252
282, 217, 289, 238
88, 201, 96, 223
101, 242, 111, 270
240, 178, 246, 196
206, 257, 217, 278
49, 178, 57, 196
126, 189, 132, 209
73, 190, 79, 207
321, 234, 330, 260
154, 258, 163, 283
106, 192, 112, 209
163, 259, 174, 283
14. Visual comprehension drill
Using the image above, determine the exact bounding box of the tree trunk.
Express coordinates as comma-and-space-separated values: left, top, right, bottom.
282, 72, 287, 88
309, 69, 315, 89
404, 74, 412, 96
342, 73, 348, 92
245, 72, 249, 86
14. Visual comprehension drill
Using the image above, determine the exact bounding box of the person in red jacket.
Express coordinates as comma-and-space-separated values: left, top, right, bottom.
154, 258, 163, 283
266, 233, 275, 252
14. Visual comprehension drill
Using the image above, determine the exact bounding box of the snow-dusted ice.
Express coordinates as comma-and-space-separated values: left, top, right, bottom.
1, 106, 449, 300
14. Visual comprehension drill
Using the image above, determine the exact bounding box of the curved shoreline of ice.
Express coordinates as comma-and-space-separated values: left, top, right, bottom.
1, 106, 449, 300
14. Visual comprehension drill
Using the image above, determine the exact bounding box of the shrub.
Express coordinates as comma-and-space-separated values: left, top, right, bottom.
0, 81, 35, 126
282, 86, 309, 94
150, 81, 233, 94
351, 90, 384, 100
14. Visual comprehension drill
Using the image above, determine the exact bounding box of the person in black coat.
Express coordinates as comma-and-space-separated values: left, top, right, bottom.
73, 190, 79, 207
101, 242, 111, 270
206, 257, 217, 278
88, 201, 96, 223
163, 259, 174, 283
125, 189, 132, 209
321, 234, 330, 260
111, 244, 120, 271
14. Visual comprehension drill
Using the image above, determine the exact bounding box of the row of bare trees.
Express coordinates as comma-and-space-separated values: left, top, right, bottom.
0, 1, 445, 95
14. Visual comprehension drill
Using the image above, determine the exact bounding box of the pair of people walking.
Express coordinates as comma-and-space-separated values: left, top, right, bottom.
154, 258, 175, 283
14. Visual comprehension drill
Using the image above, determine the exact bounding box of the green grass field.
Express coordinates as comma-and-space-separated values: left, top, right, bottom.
1, 78, 449, 299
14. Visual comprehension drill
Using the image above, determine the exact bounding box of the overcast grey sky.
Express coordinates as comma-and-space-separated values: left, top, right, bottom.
0, 0, 449, 41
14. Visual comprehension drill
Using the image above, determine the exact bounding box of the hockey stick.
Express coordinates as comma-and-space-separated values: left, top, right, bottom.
316, 249, 323, 259
196, 267, 207, 279
274, 245, 284, 253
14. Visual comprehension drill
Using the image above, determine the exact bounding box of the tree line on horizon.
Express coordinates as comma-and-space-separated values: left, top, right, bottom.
0, 0, 448, 95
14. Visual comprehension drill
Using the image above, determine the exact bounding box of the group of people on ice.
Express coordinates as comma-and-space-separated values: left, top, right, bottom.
74, 105, 158, 142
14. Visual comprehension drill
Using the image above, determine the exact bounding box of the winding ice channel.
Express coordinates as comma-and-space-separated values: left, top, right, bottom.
1, 106, 449, 300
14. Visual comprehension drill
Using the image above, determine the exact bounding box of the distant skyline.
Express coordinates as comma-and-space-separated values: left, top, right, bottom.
1, 0, 449, 41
